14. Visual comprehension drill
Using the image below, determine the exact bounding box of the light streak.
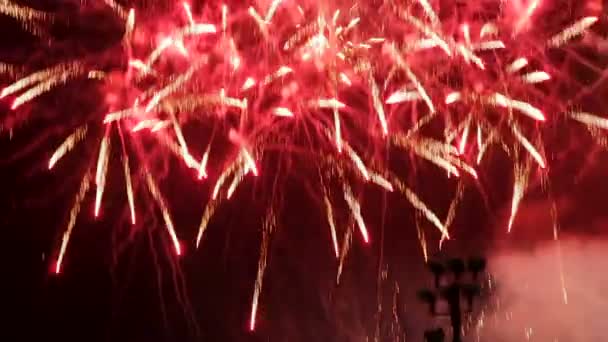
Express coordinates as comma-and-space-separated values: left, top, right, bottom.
343, 183, 370, 243
49, 126, 88, 169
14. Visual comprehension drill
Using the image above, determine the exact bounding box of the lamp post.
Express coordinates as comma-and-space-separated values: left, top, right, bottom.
419, 257, 487, 342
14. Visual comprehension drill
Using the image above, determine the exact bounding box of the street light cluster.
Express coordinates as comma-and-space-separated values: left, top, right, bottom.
418, 257, 487, 342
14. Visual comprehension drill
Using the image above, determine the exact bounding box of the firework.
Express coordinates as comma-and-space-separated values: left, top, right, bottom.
1, 0, 604, 332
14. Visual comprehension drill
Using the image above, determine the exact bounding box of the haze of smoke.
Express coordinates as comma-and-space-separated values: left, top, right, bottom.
482, 236, 608, 341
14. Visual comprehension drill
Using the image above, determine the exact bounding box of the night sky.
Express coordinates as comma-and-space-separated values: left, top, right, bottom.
7, 121, 608, 341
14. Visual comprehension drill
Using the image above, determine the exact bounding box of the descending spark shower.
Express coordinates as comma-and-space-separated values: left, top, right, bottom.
1, 0, 605, 332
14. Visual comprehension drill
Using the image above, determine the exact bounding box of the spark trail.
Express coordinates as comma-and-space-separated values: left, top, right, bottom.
1, 0, 605, 332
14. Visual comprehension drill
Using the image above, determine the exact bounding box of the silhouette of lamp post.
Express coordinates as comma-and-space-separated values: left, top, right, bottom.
418, 257, 487, 342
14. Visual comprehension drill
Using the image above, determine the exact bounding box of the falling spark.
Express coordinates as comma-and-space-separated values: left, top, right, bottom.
396, 137, 461, 176
122, 156, 136, 225
512, 124, 546, 168
444, 181, 465, 230
55, 172, 92, 274
333, 107, 342, 153
124, 8, 135, 40
174, 40, 188, 56
480, 22, 498, 37
145, 62, 202, 112
262, 65, 292, 85
129, 59, 154, 75
11, 68, 104, 109
514, 0, 541, 34
507, 57, 529, 73
222, 4, 228, 32
198, 147, 210, 179
345, 144, 370, 180
336, 222, 353, 284
49, 126, 88, 169
367, 37, 385, 44
103, 0, 127, 18
569, 112, 608, 130
242, 77, 256, 90
339, 73, 352, 86
187, 23, 217, 35
250, 210, 275, 331
345, 17, 360, 32
168, 112, 199, 171
104, 108, 134, 123
521, 71, 551, 84
146, 37, 175, 68
370, 172, 394, 192
394, 179, 449, 239
386, 43, 436, 113
476, 125, 484, 164
212, 163, 234, 200
404, 66, 435, 113
549, 196, 569, 304
332, 9, 340, 25
248, 6, 268, 39
196, 199, 218, 247
370, 75, 388, 135
415, 214, 428, 262
272, 107, 294, 117
0, 0, 51, 23
445, 91, 462, 104
508, 163, 529, 232
400, 13, 451, 55
226, 164, 248, 199
473, 40, 505, 50
458, 118, 471, 155
264, 0, 282, 23
416, 0, 439, 27
457, 44, 485, 69
463, 23, 471, 46
183, 2, 195, 26
241, 147, 258, 176
317, 98, 346, 109
386, 90, 421, 104
1, 64, 77, 99
492, 93, 545, 121
343, 183, 370, 243
548, 17, 598, 48
94, 134, 111, 217
151, 120, 170, 132
145, 171, 182, 255
323, 192, 340, 258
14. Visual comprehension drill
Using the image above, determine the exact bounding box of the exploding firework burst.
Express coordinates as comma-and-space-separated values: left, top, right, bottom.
1, 0, 605, 331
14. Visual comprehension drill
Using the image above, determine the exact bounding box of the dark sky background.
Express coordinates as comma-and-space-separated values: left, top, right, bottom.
3, 1, 608, 342
7, 123, 608, 342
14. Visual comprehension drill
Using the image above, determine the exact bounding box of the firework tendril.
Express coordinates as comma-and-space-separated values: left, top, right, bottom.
1, 0, 605, 331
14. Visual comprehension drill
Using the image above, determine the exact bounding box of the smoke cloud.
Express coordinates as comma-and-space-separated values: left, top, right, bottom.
479, 236, 608, 341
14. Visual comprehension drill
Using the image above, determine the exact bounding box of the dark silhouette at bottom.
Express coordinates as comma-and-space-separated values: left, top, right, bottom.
419, 257, 487, 342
